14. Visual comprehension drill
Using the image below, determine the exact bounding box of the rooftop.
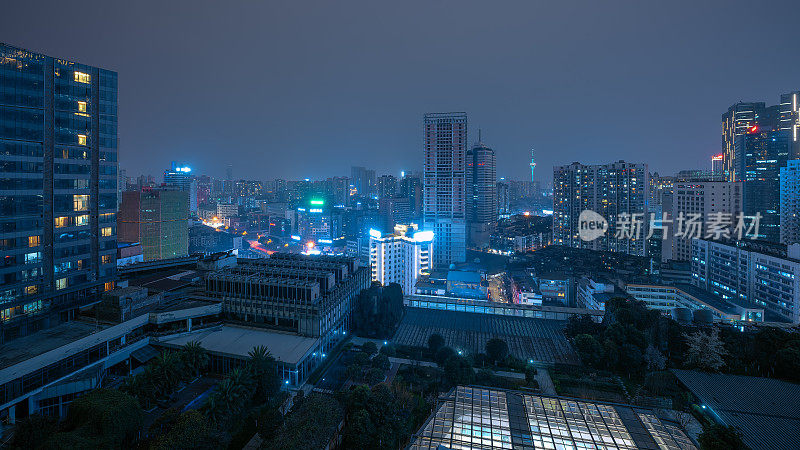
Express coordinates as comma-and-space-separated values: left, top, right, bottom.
672, 369, 800, 450
410, 386, 696, 450
156, 325, 319, 366
0, 320, 101, 371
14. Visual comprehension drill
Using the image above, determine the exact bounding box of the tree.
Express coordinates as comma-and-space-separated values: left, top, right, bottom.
644, 344, 667, 371
572, 334, 605, 368
152, 410, 221, 450
698, 424, 748, 450
180, 341, 209, 378
525, 365, 538, 386
9, 414, 58, 450
265, 394, 344, 450
257, 406, 284, 439
564, 314, 602, 338
435, 347, 457, 366
486, 338, 509, 365
372, 353, 391, 371
248, 345, 280, 401
50, 389, 144, 448
444, 356, 475, 386
363, 341, 378, 356
775, 344, 800, 382
427, 333, 445, 354
685, 328, 727, 372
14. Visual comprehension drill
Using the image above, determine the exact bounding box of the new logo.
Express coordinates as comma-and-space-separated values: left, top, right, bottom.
579, 210, 608, 242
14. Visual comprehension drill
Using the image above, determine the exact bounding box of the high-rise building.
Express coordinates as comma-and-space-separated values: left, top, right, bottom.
163, 162, 197, 213
351, 166, 376, 198
711, 154, 725, 178
780, 91, 800, 159
399, 171, 423, 219
376, 174, 398, 199
668, 180, 742, 261
118, 189, 189, 261
466, 136, 496, 248
692, 239, 800, 324
738, 126, 789, 242
722, 102, 768, 182
553, 161, 649, 256
423, 112, 467, 266
368, 224, 433, 294
0, 44, 118, 341
780, 160, 800, 245
496, 180, 510, 217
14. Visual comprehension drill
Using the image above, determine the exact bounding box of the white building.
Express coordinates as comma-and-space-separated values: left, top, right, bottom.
625, 283, 763, 322
576, 277, 616, 310
781, 160, 800, 245
369, 224, 433, 294
692, 239, 800, 324
423, 113, 467, 267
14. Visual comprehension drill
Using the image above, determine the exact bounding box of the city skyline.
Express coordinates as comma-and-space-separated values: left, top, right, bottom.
2, 1, 799, 182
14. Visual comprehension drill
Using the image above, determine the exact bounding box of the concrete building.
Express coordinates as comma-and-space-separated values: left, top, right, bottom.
0, 43, 119, 343
466, 136, 497, 248
423, 112, 467, 266
163, 162, 197, 213
118, 189, 189, 261
668, 180, 742, 261
692, 239, 800, 323
780, 160, 800, 245
625, 283, 763, 322
553, 161, 649, 256
368, 224, 432, 295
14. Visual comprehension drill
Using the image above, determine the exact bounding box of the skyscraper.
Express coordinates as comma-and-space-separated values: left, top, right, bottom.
351, 166, 376, 198
0, 43, 118, 341
163, 162, 197, 213
722, 102, 767, 182
118, 189, 189, 261
423, 112, 467, 266
781, 160, 800, 245
553, 161, 649, 256
738, 126, 789, 243
780, 91, 800, 159
466, 134, 497, 248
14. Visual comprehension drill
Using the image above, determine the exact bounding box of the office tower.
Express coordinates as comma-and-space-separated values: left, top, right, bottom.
0, 44, 118, 341
781, 160, 800, 245
163, 162, 197, 213
325, 176, 350, 207
368, 224, 433, 294
378, 197, 411, 231
722, 102, 768, 182
668, 180, 742, 261
738, 126, 790, 242
351, 166, 376, 198
553, 161, 649, 256
118, 189, 189, 261
496, 180, 510, 217
376, 174, 398, 199
648, 173, 674, 218
692, 239, 800, 324
466, 135, 497, 248
423, 112, 467, 266
780, 91, 800, 159
399, 171, 423, 219
711, 154, 724, 177
293, 197, 340, 242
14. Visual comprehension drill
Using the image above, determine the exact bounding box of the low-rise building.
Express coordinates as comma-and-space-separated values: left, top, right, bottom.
625, 283, 764, 322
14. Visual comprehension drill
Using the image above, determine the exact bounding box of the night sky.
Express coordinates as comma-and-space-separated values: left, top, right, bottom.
3, 0, 798, 183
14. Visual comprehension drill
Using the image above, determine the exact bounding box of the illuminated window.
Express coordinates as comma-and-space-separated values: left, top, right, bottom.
74, 71, 91, 83
56, 278, 67, 290
101, 255, 112, 264
77, 134, 87, 146
104, 282, 114, 291
77, 101, 87, 112
55, 216, 70, 228
28, 236, 40, 247
75, 215, 89, 226
76, 260, 83, 270
25, 285, 38, 295
73, 195, 89, 212
101, 227, 112, 237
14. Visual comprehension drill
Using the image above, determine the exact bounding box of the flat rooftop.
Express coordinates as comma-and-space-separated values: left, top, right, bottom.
0, 320, 103, 371
156, 325, 318, 366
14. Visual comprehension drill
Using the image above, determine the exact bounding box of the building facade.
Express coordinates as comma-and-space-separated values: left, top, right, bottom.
0, 44, 118, 342
118, 189, 189, 261
692, 238, 800, 323
163, 162, 197, 213
781, 160, 800, 245
423, 112, 467, 266
466, 138, 497, 248
553, 161, 649, 256
368, 224, 432, 294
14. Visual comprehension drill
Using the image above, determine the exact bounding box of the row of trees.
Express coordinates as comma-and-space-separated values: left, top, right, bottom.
121, 341, 209, 408
352, 282, 404, 338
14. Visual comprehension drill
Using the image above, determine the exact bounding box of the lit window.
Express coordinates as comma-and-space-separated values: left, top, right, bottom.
77, 101, 87, 112
77, 134, 87, 146
75, 215, 89, 226
101, 227, 112, 237
56, 278, 67, 290
25, 285, 38, 295
101, 255, 112, 264
28, 236, 40, 247
76, 260, 83, 270
73, 195, 89, 212
74, 71, 91, 83
104, 282, 114, 291
55, 216, 70, 228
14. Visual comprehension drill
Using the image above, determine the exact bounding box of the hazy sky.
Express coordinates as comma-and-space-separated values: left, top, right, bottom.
2, 0, 798, 183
